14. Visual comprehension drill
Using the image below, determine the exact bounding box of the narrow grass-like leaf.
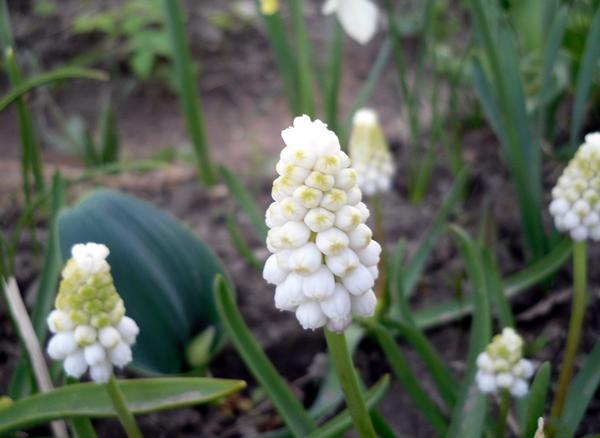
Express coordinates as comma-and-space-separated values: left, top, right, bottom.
0, 377, 246, 435
413, 238, 572, 329
0, 67, 108, 112
560, 340, 600, 435
258, 9, 300, 115
369, 322, 448, 435
402, 169, 468, 298
341, 39, 391, 141
213, 275, 317, 436
446, 225, 491, 438
482, 249, 514, 328
471, 58, 507, 149
569, 8, 600, 149
382, 317, 457, 410
288, 0, 315, 117
220, 165, 268, 240
325, 22, 343, 133
521, 362, 551, 438
99, 103, 119, 164
161, 0, 215, 185
226, 212, 263, 271
306, 376, 390, 438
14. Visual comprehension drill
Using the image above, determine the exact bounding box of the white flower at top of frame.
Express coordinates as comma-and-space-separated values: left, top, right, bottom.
322, 0, 378, 45
71, 242, 110, 275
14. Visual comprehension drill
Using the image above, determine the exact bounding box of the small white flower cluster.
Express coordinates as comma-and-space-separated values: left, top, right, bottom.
263, 115, 380, 333
549, 132, 600, 241
47, 243, 139, 383
349, 109, 394, 196
476, 328, 534, 398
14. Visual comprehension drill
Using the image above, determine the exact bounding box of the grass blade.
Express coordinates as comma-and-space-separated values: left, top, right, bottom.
402, 169, 468, 298
99, 103, 119, 164
288, 0, 315, 117
446, 225, 491, 438
307, 376, 390, 438
482, 249, 514, 328
569, 7, 600, 149
220, 165, 268, 240
413, 238, 572, 329
0, 377, 246, 435
213, 275, 317, 435
325, 22, 343, 133
161, 0, 215, 185
226, 212, 263, 271
0, 67, 108, 112
369, 322, 448, 435
560, 340, 600, 435
520, 362, 551, 438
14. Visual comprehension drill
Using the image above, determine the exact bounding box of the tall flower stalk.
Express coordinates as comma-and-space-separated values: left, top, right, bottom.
263, 116, 379, 435
548, 133, 599, 417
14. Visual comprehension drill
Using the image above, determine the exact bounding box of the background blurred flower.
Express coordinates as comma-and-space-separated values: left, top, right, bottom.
322, 0, 378, 44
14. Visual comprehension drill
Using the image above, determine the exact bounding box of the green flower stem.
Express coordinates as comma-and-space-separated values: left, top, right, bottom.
551, 240, 587, 418
324, 329, 376, 438
105, 375, 142, 438
495, 389, 510, 438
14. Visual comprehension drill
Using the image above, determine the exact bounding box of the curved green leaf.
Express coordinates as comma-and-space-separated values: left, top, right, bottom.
0, 377, 245, 435
413, 238, 572, 329
447, 226, 491, 438
213, 275, 317, 436
561, 340, 600, 435
0, 67, 107, 112
307, 375, 390, 438
521, 362, 551, 438
58, 189, 227, 374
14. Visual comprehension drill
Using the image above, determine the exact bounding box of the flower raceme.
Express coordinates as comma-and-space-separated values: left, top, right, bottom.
549, 132, 600, 242
263, 115, 381, 332
476, 328, 534, 398
349, 108, 394, 196
46, 243, 139, 383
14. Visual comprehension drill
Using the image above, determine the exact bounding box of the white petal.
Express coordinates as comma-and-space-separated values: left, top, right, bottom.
84, 343, 106, 367
302, 266, 336, 300
335, 0, 378, 44
110, 342, 133, 368
295, 302, 327, 330
47, 332, 77, 360
90, 361, 113, 383
263, 253, 288, 285
351, 289, 377, 317
117, 316, 140, 346
99, 326, 121, 349
342, 264, 375, 295
64, 350, 88, 379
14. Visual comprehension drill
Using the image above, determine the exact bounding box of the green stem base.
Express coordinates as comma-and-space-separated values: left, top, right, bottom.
106, 375, 142, 438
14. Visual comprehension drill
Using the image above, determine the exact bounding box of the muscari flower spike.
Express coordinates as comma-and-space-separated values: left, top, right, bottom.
549, 132, 600, 242
46, 243, 139, 383
263, 115, 381, 333
349, 108, 395, 196
476, 327, 534, 398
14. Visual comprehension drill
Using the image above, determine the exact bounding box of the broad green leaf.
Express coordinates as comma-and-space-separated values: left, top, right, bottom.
446, 226, 490, 438
413, 238, 572, 329
569, 7, 600, 149
213, 275, 317, 436
369, 322, 448, 435
220, 165, 268, 240
0, 377, 245, 435
307, 376, 390, 438
58, 189, 227, 374
521, 362, 551, 438
560, 340, 600, 435
0, 67, 108, 112
402, 169, 468, 298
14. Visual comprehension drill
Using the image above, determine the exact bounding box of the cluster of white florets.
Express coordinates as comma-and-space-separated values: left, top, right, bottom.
46, 243, 139, 383
263, 116, 380, 332
549, 132, 600, 241
348, 109, 394, 196
476, 328, 534, 398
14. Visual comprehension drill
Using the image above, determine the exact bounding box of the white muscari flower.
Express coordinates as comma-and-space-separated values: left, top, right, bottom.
322, 0, 378, 45
475, 327, 534, 398
263, 116, 381, 333
348, 109, 395, 196
549, 132, 600, 241
46, 243, 139, 383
